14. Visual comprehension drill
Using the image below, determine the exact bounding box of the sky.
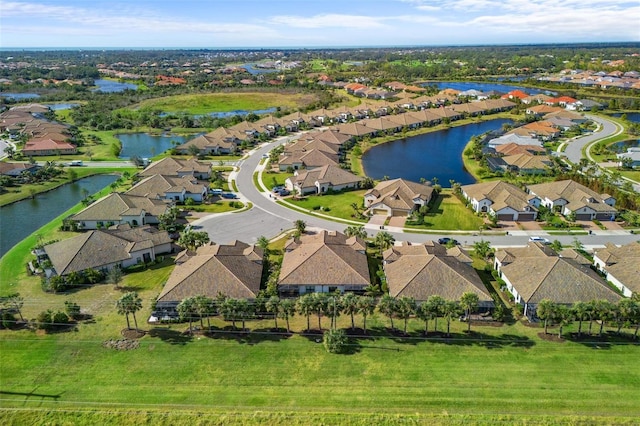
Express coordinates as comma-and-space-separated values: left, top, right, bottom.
1, 0, 639, 48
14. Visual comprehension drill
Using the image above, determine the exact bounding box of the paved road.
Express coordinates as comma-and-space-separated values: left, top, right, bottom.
194, 133, 640, 249
563, 114, 622, 164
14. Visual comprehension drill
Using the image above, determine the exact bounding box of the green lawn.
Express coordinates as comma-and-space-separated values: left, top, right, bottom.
616, 169, 640, 182
187, 201, 243, 214
407, 192, 484, 231
262, 170, 292, 190
136, 92, 317, 115
286, 190, 367, 222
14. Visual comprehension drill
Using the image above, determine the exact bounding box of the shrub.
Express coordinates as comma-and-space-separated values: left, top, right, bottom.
323, 329, 347, 354
36, 309, 54, 330
64, 301, 82, 320
1, 312, 16, 329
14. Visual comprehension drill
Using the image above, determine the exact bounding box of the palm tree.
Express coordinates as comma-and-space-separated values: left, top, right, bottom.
374, 231, 395, 255
310, 292, 329, 330
460, 292, 480, 332
221, 297, 240, 330
294, 219, 306, 235
378, 294, 397, 331
280, 299, 296, 333
396, 296, 416, 334
416, 302, 434, 335
341, 293, 359, 330
115, 292, 142, 331
572, 301, 589, 336
326, 293, 343, 330
442, 300, 461, 337
586, 300, 597, 335
256, 235, 270, 257
177, 297, 197, 333
266, 296, 281, 330
236, 298, 251, 332
344, 225, 367, 239
296, 294, 314, 331
593, 299, 614, 337
536, 299, 557, 334
193, 295, 212, 329
115, 293, 132, 330
555, 305, 573, 339
357, 295, 377, 334
425, 295, 445, 333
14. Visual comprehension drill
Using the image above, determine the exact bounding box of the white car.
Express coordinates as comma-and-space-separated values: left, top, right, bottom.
529, 236, 550, 244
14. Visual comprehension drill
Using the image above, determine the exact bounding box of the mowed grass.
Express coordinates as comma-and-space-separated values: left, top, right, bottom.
136, 92, 317, 115
407, 192, 484, 230
287, 190, 367, 222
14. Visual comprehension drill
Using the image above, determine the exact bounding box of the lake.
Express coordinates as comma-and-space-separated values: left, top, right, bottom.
240, 63, 280, 75
609, 139, 640, 153
0, 174, 119, 258
117, 133, 191, 159
92, 79, 137, 93
195, 107, 277, 118
45, 103, 80, 111
0, 93, 41, 100
611, 113, 640, 123
424, 82, 554, 95
362, 119, 511, 186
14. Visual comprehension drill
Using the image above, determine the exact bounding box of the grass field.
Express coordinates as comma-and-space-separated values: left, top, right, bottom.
286, 190, 367, 222
136, 92, 317, 115
407, 192, 484, 231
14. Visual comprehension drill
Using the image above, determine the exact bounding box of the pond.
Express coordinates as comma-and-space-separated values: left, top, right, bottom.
609, 139, 640, 153
45, 103, 80, 111
0, 92, 41, 100
92, 79, 137, 93
362, 119, 512, 186
611, 112, 640, 123
195, 107, 277, 119
240, 63, 280, 75
424, 81, 554, 95
116, 133, 191, 159
0, 174, 119, 258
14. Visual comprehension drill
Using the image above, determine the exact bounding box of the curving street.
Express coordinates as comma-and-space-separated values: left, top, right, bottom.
193, 125, 639, 250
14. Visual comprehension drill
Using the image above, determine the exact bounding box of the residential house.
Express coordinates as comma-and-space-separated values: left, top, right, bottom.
156, 241, 264, 308
42, 225, 172, 277
527, 180, 617, 220
285, 164, 363, 195
495, 143, 546, 156
71, 192, 172, 229
383, 242, 493, 305
278, 148, 339, 171
364, 178, 434, 217
139, 157, 211, 180
0, 162, 40, 178
617, 147, 640, 168
176, 134, 236, 155
495, 243, 621, 319
278, 230, 369, 295
461, 181, 540, 221
593, 242, 640, 297
502, 153, 552, 174
508, 121, 561, 141
126, 174, 208, 203
22, 138, 77, 156
487, 133, 543, 149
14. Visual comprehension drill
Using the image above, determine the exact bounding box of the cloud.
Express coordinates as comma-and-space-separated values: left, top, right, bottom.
269, 14, 388, 29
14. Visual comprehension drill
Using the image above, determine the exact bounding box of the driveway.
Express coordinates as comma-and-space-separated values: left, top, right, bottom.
367, 214, 387, 227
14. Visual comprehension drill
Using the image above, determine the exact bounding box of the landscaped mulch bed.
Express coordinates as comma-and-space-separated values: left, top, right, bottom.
537, 332, 567, 343
121, 328, 146, 339
103, 338, 140, 351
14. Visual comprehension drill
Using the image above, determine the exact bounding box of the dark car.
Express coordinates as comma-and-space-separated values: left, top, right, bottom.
277, 189, 290, 196
272, 186, 285, 193
438, 237, 458, 245
221, 192, 238, 199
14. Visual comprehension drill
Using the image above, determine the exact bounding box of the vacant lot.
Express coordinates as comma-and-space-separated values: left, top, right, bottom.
136, 92, 317, 115
406, 192, 485, 231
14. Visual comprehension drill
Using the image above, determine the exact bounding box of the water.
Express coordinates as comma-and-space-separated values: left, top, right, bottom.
116, 133, 190, 159
45, 103, 80, 111
195, 107, 277, 118
362, 119, 511, 186
611, 113, 640, 123
92, 79, 137, 93
609, 139, 640, 153
240, 63, 280, 75
0, 174, 119, 257
0, 92, 41, 100
424, 82, 554, 95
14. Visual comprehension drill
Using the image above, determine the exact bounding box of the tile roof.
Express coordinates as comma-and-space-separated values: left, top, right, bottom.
527, 180, 617, 213
72, 193, 171, 222
139, 157, 211, 177
290, 165, 362, 190
461, 181, 538, 212
126, 174, 207, 198
365, 178, 434, 212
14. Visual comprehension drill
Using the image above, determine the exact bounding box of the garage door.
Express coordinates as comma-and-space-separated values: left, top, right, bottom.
595, 213, 612, 220
518, 213, 535, 221
392, 210, 408, 217
498, 214, 514, 221
372, 209, 388, 216
575, 214, 592, 221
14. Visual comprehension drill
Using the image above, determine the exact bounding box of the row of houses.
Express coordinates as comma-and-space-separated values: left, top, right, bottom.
0, 104, 78, 156
540, 69, 640, 90
460, 179, 617, 222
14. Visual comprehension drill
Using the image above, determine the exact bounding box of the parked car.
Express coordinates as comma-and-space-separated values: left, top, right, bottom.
210, 188, 223, 195
272, 186, 285, 193
437, 237, 458, 245
529, 236, 550, 244
221, 192, 238, 199
277, 189, 290, 196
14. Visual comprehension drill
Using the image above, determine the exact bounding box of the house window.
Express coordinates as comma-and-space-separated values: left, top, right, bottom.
143, 253, 152, 263
305, 286, 315, 294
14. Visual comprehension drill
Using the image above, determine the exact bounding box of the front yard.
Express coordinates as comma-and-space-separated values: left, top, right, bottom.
406, 191, 485, 231
285, 190, 368, 223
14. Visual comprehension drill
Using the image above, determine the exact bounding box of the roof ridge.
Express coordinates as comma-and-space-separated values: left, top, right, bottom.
59, 231, 95, 275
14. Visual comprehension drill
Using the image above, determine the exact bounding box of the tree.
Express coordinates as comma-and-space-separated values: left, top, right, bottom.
177, 297, 197, 333
158, 206, 180, 231
296, 293, 314, 331
417, 302, 434, 335
550, 239, 563, 253
280, 299, 296, 333
396, 296, 416, 334
356, 295, 377, 334
64, 301, 81, 320
107, 266, 124, 289
374, 231, 395, 255
178, 229, 210, 251
236, 298, 252, 332
473, 239, 492, 259
572, 301, 589, 336
310, 292, 328, 330
256, 235, 270, 257
341, 293, 359, 330
1, 293, 24, 322
554, 305, 573, 339
344, 225, 367, 239
536, 299, 557, 334
378, 294, 397, 331
221, 297, 241, 330
460, 292, 480, 332
193, 295, 213, 330
615, 298, 636, 335
323, 328, 347, 354
326, 292, 343, 330
4, 145, 15, 159
116, 292, 142, 331
442, 300, 461, 337
593, 299, 614, 336
425, 295, 445, 332
266, 296, 281, 330
294, 219, 306, 235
